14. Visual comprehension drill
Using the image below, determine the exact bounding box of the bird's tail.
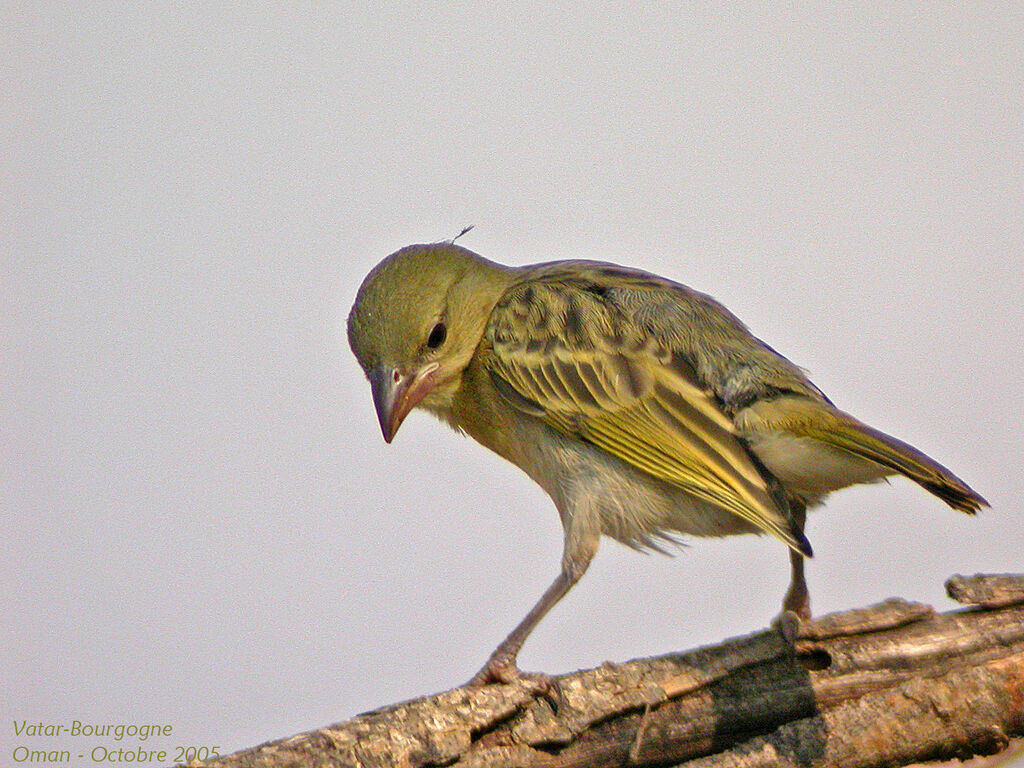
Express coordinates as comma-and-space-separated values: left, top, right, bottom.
738, 396, 989, 514
816, 416, 987, 513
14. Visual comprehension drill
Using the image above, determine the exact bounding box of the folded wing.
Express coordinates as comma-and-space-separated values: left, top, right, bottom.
485, 272, 811, 555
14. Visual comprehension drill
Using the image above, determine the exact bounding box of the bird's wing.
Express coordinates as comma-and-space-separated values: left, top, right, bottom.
485, 270, 810, 555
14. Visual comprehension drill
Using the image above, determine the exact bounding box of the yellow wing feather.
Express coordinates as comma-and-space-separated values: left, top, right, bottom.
486, 277, 809, 554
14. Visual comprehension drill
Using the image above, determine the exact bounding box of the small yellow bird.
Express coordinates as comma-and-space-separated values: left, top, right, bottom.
347, 241, 987, 684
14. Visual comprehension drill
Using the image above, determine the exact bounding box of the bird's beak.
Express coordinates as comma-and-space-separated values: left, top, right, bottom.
370, 362, 440, 443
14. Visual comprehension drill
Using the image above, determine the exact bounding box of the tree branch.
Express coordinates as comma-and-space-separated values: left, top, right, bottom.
185, 574, 1024, 768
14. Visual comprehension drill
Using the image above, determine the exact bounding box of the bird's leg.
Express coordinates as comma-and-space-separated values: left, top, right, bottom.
777, 501, 810, 644
782, 500, 811, 619
469, 524, 599, 686
783, 547, 810, 618
467, 572, 573, 687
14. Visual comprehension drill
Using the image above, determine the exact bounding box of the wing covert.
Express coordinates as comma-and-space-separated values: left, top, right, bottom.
485, 273, 808, 554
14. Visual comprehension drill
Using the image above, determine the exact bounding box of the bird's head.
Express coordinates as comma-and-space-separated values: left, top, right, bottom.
348, 242, 511, 442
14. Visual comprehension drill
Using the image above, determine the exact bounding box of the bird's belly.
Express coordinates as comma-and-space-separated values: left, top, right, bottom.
454, 403, 761, 551
747, 433, 892, 499
598, 477, 760, 548
552, 444, 761, 551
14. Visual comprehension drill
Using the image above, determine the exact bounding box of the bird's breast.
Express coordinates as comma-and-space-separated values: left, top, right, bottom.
445, 369, 759, 548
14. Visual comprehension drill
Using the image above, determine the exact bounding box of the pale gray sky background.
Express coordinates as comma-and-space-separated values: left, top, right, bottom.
4, 3, 1023, 762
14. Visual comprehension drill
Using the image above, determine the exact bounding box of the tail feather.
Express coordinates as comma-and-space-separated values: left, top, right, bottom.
815, 419, 988, 514
736, 396, 988, 514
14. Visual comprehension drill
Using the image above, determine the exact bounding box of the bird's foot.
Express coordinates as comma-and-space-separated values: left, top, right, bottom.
467, 655, 555, 694
468, 655, 521, 686
773, 609, 805, 646
775, 578, 812, 645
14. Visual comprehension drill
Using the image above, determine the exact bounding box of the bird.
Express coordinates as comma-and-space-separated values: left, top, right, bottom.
347, 240, 987, 685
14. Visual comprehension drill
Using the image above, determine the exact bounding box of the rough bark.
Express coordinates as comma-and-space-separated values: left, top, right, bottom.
184, 574, 1024, 768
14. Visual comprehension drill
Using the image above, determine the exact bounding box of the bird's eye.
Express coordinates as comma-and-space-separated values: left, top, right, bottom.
426, 322, 447, 349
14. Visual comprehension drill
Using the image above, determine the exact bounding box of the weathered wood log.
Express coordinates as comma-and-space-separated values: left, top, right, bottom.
184, 574, 1024, 768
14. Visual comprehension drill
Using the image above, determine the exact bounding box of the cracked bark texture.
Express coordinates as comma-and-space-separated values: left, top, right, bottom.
183, 574, 1024, 768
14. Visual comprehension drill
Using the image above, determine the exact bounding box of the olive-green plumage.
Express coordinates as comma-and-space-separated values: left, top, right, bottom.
348, 241, 987, 684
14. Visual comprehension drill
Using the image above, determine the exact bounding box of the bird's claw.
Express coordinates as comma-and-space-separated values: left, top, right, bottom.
468, 656, 556, 697
773, 609, 804, 647
467, 656, 521, 686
